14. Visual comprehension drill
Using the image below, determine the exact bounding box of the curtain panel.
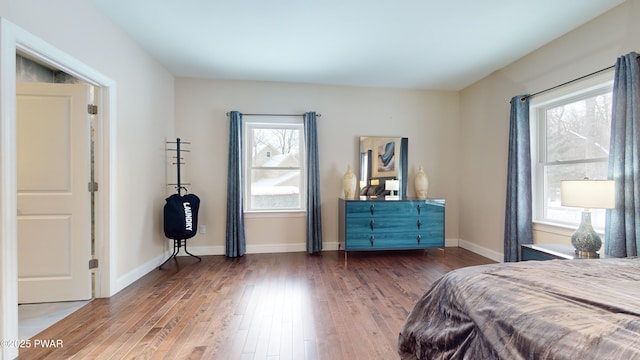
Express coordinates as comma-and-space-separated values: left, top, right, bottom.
304, 112, 323, 253
504, 95, 533, 262
605, 52, 640, 257
225, 111, 246, 257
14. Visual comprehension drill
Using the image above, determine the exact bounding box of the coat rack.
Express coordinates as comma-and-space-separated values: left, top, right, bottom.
167, 138, 191, 195
161, 138, 201, 269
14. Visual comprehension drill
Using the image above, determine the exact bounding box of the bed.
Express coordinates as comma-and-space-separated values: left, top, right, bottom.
398, 257, 640, 359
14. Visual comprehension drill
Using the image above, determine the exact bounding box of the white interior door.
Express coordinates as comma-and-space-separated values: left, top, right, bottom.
16, 82, 92, 304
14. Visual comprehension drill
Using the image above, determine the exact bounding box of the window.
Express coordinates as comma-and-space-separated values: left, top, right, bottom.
243, 117, 305, 212
531, 72, 613, 231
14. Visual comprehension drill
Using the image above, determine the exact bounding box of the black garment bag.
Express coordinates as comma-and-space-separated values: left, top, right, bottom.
163, 193, 200, 240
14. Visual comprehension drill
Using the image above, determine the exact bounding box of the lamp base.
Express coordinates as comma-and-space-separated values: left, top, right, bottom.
571, 211, 602, 256
575, 250, 600, 259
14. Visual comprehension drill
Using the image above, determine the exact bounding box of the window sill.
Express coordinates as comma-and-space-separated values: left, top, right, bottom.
245, 210, 306, 219
533, 221, 604, 237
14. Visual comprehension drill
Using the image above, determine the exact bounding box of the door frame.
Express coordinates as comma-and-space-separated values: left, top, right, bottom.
1, 17, 116, 358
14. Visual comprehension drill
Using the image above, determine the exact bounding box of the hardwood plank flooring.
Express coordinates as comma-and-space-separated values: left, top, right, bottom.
18, 248, 494, 360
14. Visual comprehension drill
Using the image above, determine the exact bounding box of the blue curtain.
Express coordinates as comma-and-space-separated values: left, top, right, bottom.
605, 52, 640, 257
225, 111, 246, 257
504, 95, 533, 262
304, 112, 323, 253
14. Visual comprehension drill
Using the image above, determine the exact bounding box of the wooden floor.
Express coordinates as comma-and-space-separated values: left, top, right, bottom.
19, 248, 494, 360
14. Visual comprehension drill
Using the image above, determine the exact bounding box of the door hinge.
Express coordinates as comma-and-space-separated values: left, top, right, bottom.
89, 258, 99, 269
88, 181, 99, 192
88, 104, 98, 115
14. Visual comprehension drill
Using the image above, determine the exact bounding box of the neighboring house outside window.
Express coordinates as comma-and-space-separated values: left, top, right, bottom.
243, 117, 305, 212
530, 71, 614, 232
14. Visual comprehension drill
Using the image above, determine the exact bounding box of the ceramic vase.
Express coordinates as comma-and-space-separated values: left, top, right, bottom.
415, 166, 429, 199
571, 211, 602, 257
343, 165, 357, 199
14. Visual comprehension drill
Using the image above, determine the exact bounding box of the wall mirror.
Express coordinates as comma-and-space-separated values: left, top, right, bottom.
358, 136, 408, 198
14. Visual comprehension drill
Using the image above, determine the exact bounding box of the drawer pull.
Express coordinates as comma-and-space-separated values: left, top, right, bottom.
370, 219, 375, 231
370, 235, 375, 246
417, 219, 422, 229
417, 234, 421, 244
417, 204, 421, 214
370, 204, 375, 215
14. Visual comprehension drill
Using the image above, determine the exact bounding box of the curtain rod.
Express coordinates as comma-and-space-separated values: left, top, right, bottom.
520, 64, 615, 102
225, 112, 321, 117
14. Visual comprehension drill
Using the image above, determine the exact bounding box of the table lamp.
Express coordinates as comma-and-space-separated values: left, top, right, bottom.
560, 179, 615, 258
385, 179, 399, 196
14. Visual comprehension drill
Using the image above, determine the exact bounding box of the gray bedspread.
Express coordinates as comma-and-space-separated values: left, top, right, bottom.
398, 257, 640, 359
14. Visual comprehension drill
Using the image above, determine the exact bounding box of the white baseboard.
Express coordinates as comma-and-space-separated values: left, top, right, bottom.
177, 241, 341, 256
320, 241, 340, 251
179, 239, 463, 257
458, 239, 503, 262
175, 245, 225, 256
445, 238, 459, 247
115, 253, 166, 293
247, 243, 306, 253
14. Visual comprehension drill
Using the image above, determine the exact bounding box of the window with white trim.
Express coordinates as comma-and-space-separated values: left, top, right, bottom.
243, 117, 306, 212
531, 72, 613, 231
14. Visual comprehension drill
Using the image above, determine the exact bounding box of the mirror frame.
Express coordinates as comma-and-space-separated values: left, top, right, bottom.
358, 136, 408, 198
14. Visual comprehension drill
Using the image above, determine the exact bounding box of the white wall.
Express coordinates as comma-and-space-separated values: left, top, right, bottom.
0, 0, 175, 291
458, 0, 640, 258
175, 78, 460, 253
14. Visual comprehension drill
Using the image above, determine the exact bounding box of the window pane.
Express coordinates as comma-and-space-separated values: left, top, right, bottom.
545, 93, 611, 162
244, 119, 305, 212
544, 162, 608, 229
250, 169, 301, 210
251, 128, 300, 168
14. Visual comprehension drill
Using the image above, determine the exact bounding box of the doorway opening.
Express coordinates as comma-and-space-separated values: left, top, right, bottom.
1, 19, 115, 359
16, 52, 98, 338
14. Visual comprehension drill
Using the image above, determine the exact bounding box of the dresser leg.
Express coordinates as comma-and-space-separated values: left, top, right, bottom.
438, 248, 446, 256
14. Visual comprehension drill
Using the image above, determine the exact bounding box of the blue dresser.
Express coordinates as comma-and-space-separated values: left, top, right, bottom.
338, 197, 445, 258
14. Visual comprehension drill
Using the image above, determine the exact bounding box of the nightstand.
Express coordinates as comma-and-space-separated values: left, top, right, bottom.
520, 244, 612, 261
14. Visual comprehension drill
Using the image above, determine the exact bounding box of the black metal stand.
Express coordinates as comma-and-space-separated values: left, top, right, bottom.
159, 239, 202, 269
160, 138, 201, 270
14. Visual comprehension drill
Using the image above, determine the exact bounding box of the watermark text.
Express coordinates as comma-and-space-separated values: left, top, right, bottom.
0, 339, 64, 348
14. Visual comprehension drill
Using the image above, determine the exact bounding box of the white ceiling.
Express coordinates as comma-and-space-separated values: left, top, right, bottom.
89, 0, 625, 90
